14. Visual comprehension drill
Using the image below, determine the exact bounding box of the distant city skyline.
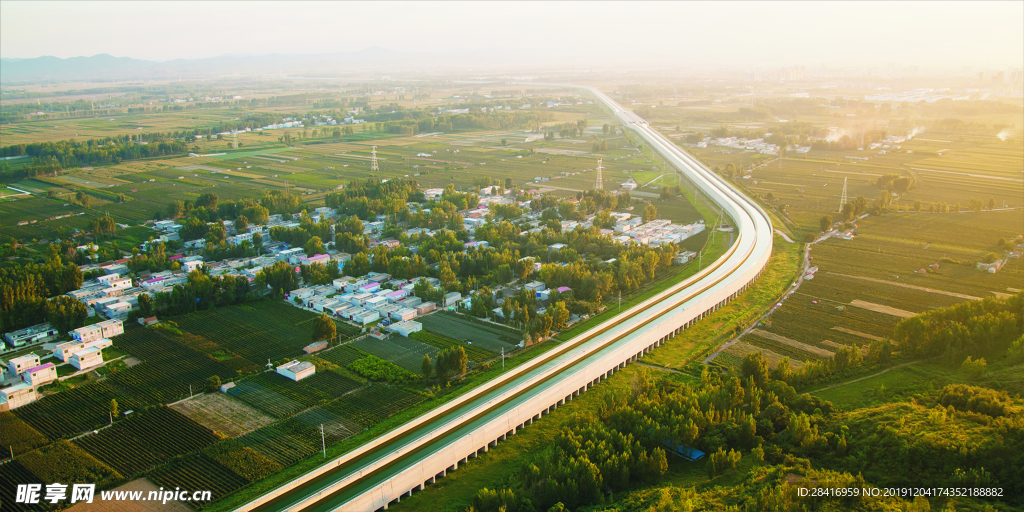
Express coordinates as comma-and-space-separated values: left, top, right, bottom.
1, 1, 1021, 71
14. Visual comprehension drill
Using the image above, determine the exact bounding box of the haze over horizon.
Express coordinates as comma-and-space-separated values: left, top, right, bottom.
2, 0, 1022, 72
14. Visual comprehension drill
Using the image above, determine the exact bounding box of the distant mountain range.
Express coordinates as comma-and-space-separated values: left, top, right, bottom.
0, 47, 447, 83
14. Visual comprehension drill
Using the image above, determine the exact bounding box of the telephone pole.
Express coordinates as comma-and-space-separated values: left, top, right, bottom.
839, 177, 848, 213
320, 424, 326, 458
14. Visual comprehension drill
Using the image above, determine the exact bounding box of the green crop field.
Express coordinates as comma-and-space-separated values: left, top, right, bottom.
74, 406, 221, 479
418, 312, 522, 353
171, 301, 359, 367
411, 330, 494, 362
226, 372, 333, 418
351, 334, 439, 373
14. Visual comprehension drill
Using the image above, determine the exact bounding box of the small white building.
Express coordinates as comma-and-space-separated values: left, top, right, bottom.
390, 308, 417, 322
332, 276, 355, 290
72, 319, 124, 343
387, 320, 423, 337
351, 310, 380, 325
0, 383, 36, 412
21, 362, 57, 387
7, 354, 41, 376
52, 338, 113, 363
70, 347, 105, 370
182, 260, 205, 273
443, 292, 462, 307
105, 302, 133, 320
276, 360, 316, 382
4, 323, 59, 347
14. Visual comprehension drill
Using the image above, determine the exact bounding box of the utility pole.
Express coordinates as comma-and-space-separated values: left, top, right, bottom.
839, 177, 848, 213
618, 291, 621, 313
320, 424, 326, 458
501, 347, 505, 370
189, 385, 193, 399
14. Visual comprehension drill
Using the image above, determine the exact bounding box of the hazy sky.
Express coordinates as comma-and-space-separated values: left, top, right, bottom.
1, 1, 1021, 69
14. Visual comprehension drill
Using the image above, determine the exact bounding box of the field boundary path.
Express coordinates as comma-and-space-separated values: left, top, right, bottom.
830, 326, 884, 342
774, 229, 795, 243
635, 361, 690, 375
907, 167, 1024, 183
806, 360, 919, 394
749, 328, 834, 357
827, 272, 982, 300
849, 299, 916, 318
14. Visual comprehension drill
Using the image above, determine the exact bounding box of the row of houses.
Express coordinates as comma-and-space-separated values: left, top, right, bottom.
1, 320, 125, 411
290, 276, 441, 326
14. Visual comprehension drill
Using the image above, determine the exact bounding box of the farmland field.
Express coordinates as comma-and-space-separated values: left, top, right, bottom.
12, 381, 146, 440
314, 344, 367, 367
172, 392, 277, 437
148, 454, 250, 503
0, 411, 49, 457
410, 330, 494, 362
226, 371, 332, 418
113, 326, 237, 403
171, 301, 359, 366
352, 334, 439, 372
418, 312, 522, 353
74, 406, 221, 479
323, 385, 426, 428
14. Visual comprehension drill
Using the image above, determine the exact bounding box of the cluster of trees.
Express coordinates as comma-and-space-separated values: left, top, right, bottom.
473, 317, 1024, 512
469, 358, 835, 512
892, 293, 1023, 365
1, 137, 190, 182
0, 259, 83, 331
255, 261, 299, 299
473, 420, 668, 511
430, 346, 468, 385
149, 271, 256, 316
326, 178, 423, 220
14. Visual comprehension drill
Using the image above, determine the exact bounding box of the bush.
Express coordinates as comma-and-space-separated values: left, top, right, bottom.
347, 356, 419, 384
938, 384, 1010, 417
206, 439, 283, 482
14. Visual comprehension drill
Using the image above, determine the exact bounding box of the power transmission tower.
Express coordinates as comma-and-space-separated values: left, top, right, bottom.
370, 146, 379, 173
233, 132, 238, 150
838, 177, 848, 213
594, 158, 603, 191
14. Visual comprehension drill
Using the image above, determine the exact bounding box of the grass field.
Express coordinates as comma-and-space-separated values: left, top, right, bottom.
351, 334, 439, 373
418, 312, 522, 353
411, 330, 494, 362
